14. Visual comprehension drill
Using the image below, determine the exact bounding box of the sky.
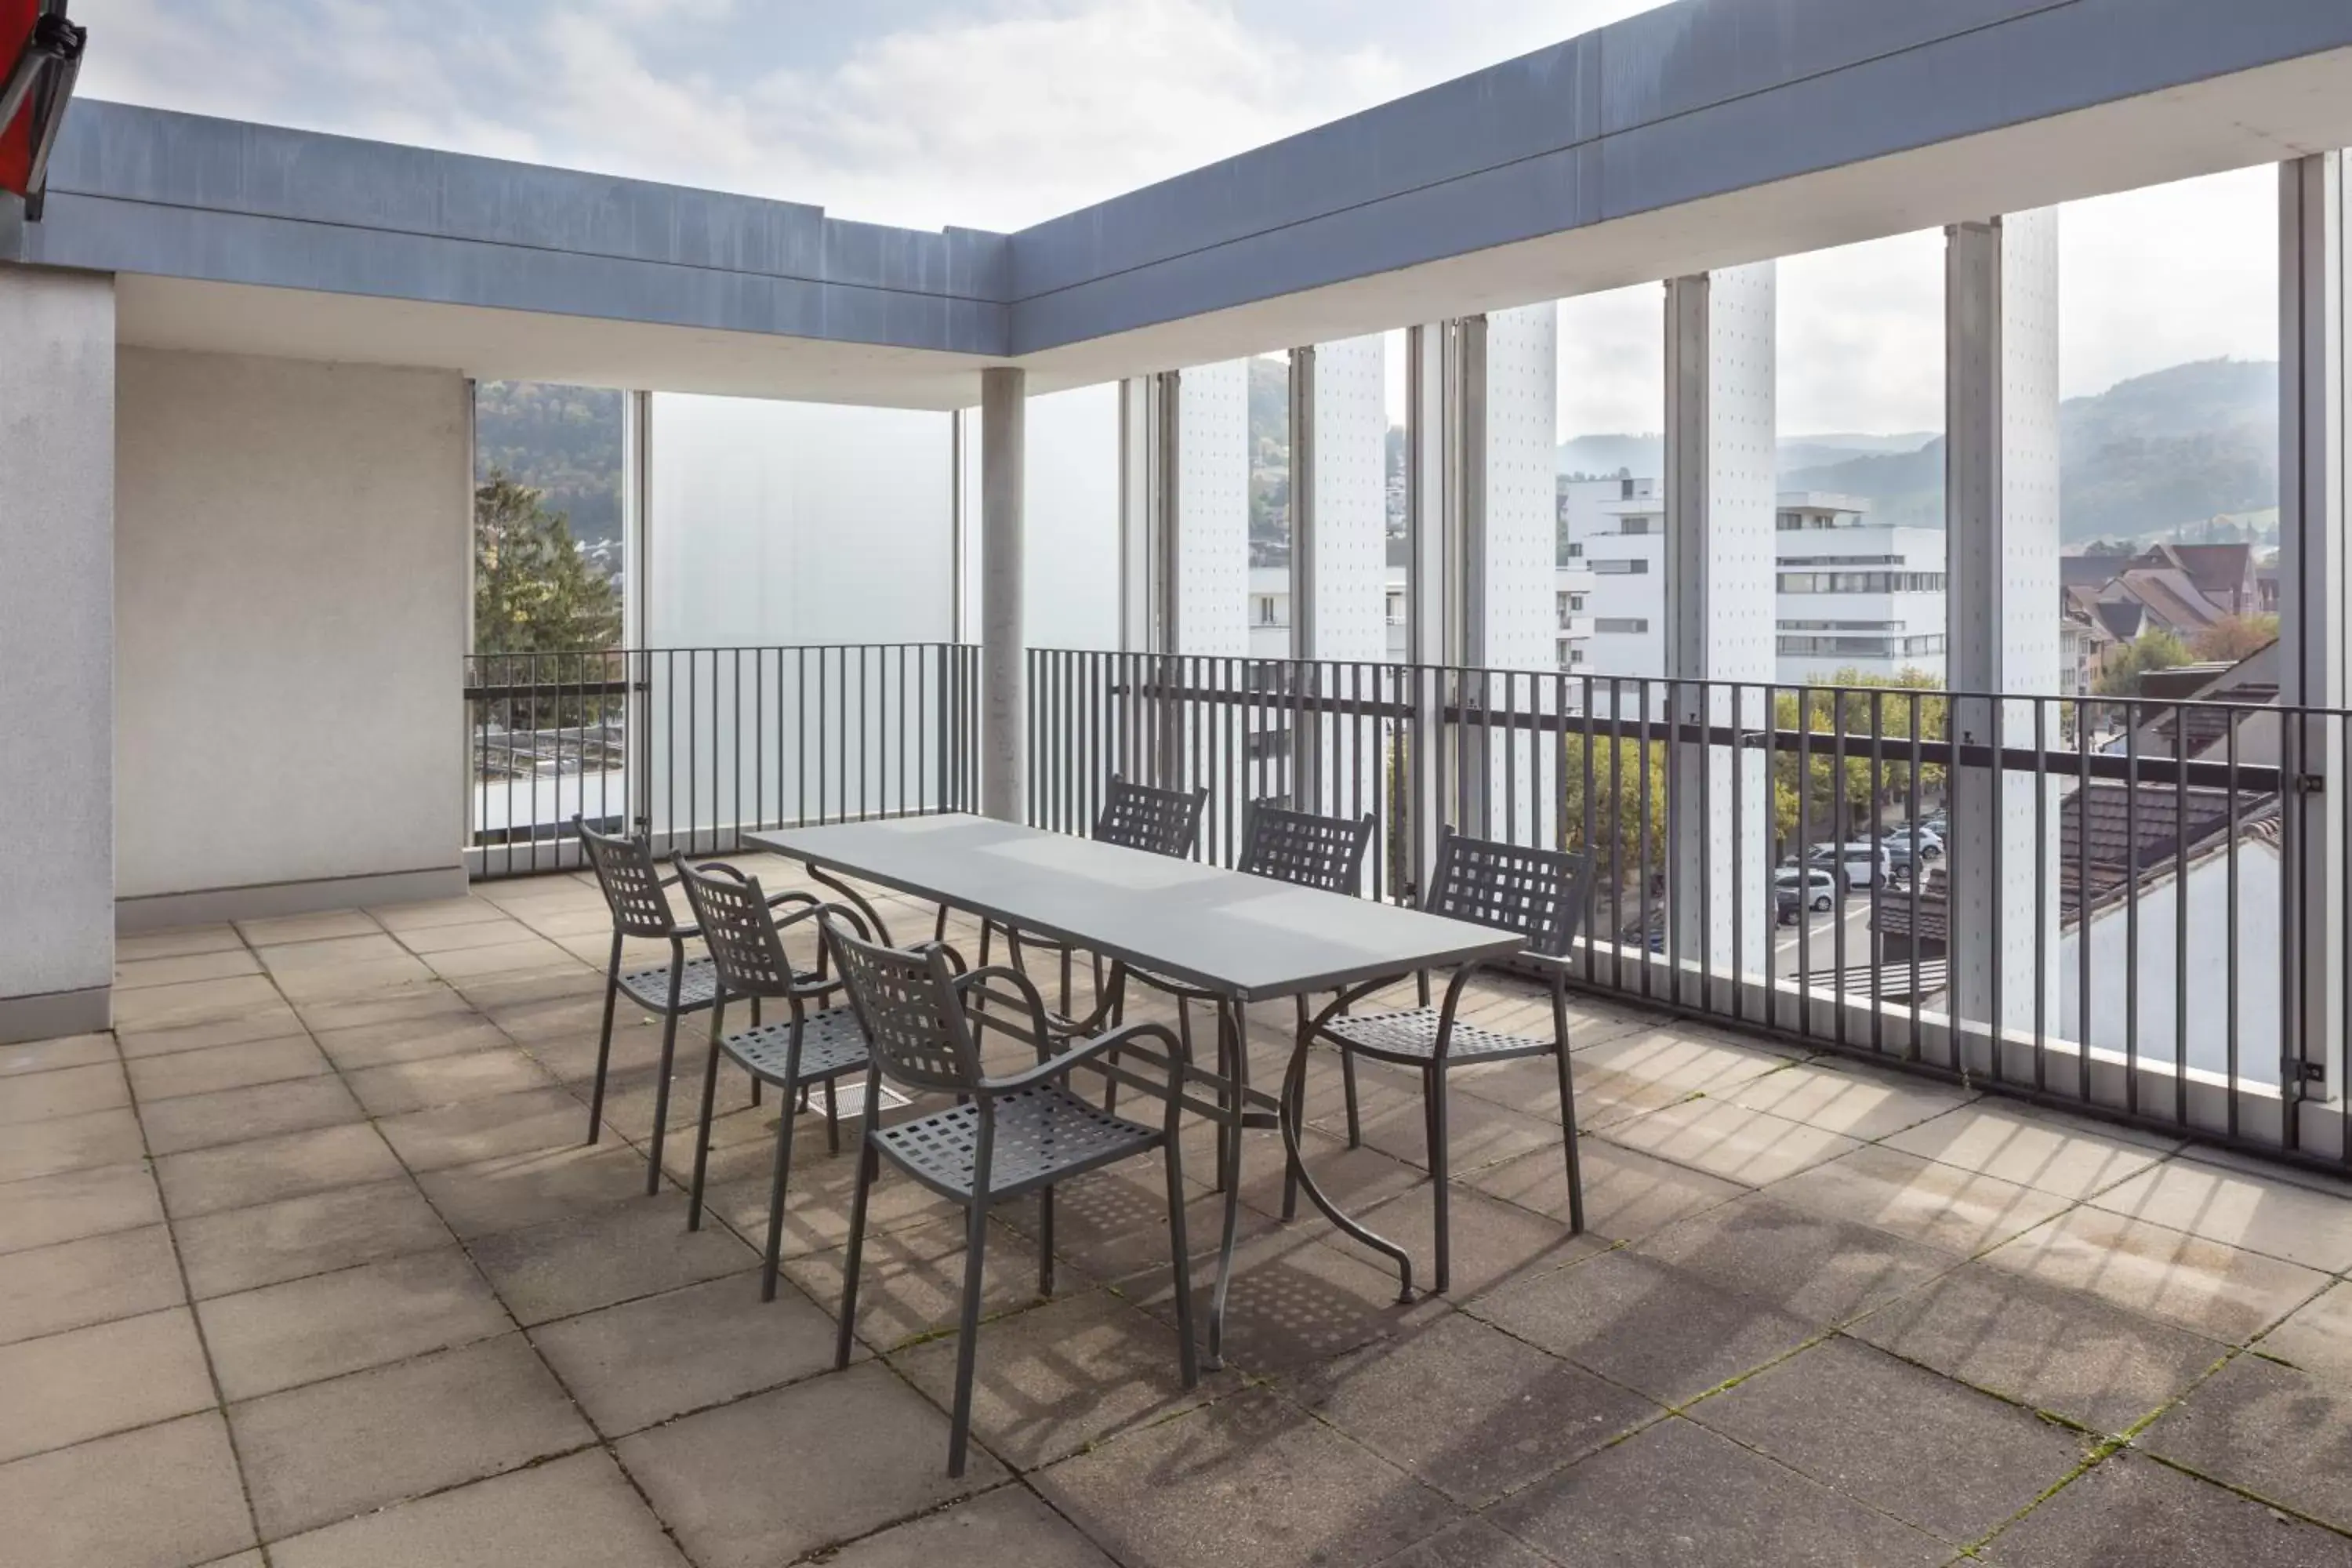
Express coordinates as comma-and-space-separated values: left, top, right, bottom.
73, 0, 2285, 441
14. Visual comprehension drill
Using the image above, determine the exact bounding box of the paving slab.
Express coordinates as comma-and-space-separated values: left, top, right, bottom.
0, 1411, 255, 1568
466, 1194, 756, 1325
1983, 1449, 2352, 1566
154, 1122, 405, 1219
266, 1450, 686, 1568
0, 1160, 164, 1254
2143, 1352, 2352, 1534
198, 1245, 513, 1399
816, 1486, 1117, 1568
0, 1306, 216, 1464
0, 1221, 185, 1345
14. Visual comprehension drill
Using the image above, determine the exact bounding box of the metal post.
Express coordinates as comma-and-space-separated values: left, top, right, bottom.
1406, 321, 1456, 892
2281, 152, 2347, 1131
979, 366, 1026, 822
1287, 345, 1317, 661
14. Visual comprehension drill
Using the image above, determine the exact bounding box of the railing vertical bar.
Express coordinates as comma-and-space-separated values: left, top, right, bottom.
2174, 699, 2190, 1127
2125, 706, 2141, 1116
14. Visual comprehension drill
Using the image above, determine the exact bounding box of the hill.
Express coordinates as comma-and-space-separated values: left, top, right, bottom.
474, 381, 626, 554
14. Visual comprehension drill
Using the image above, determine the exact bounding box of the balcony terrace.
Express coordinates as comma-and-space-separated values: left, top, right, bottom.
11, 861, 2352, 1567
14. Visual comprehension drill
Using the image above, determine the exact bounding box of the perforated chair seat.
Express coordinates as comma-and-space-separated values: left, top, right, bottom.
617, 956, 721, 1012
873, 1084, 1163, 1202
1324, 1007, 1552, 1065
719, 1008, 870, 1085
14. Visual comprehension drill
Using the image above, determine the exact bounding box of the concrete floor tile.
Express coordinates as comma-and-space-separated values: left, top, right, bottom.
1472, 1250, 1819, 1406
1689, 1337, 2094, 1542
0, 1061, 128, 1125
232, 1333, 593, 1541
375, 1087, 597, 1172
0, 1030, 116, 1077
1487, 1414, 1947, 1566
615, 1362, 1003, 1568
1600, 1098, 1864, 1186
1548, 1024, 1801, 1129
2090, 1155, 2352, 1274
1882, 1102, 2176, 1200
1723, 1058, 1977, 1142
416, 1142, 652, 1238
1034, 1387, 1459, 1568
530, 1271, 849, 1437
891, 1288, 1232, 1470
1467, 1135, 1748, 1243
1373, 1519, 1560, 1568
115, 949, 264, 991
1980, 1206, 2330, 1343
292, 983, 472, 1034
818, 1486, 1117, 1568
199, 1246, 512, 1400
0, 1105, 145, 1182
2143, 1352, 2352, 1534
2258, 1279, 2352, 1381
310, 1013, 510, 1070
177, 1177, 452, 1298
1352, 1179, 1606, 1301
238, 910, 383, 946
1847, 1261, 2227, 1435
139, 1075, 366, 1157
266, 1450, 686, 1568
1635, 1192, 1958, 1325
115, 925, 243, 961
342, 1046, 557, 1115
0, 1160, 164, 1254
0, 1412, 254, 1568
0, 1222, 185, 1345
109, 974, 285, 1031
1289, 1310, 1659, 1506
786, 1210, 1089, 1353
1767, 1143, 2074, 1256
154, 1122, 405, 1219
368, 895, 511, 933
0, 1307, 216, 1463
116, 1007, 307, 1060
466, 1195, 755, 1325
127, 1035, 333, 1102
1983, 1449, 2351, 1567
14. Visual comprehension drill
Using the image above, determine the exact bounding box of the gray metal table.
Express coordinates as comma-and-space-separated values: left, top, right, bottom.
749, 812, 1524, 1366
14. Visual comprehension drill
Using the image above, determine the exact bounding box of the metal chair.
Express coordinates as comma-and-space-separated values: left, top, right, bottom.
822, 916, 1198, 1478
575, 818, 724, 1194
674, 858, 874, 1302
1103, 802, 1375, 1169
1300, 828, 1592, 1294
990, 775, 1209, 1031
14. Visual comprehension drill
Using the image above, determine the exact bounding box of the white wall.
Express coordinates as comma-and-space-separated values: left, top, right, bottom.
0, 267, 114, 1028
2056, 845, 2281, 1086
115, 347, 470, 901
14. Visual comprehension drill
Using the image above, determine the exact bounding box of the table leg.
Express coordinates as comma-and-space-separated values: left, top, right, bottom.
1204, 997, 1245, 1372
1278, 1004, 1416, 1304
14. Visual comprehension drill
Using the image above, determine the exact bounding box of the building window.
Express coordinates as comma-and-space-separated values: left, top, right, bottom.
1777, 571, 1946, 593
1384, 592, 1405, 626
1595, 617, 1650, 634
1618, 517, 1653, 536
1592, 558, 1649, 575
1255, 594, 1282, 626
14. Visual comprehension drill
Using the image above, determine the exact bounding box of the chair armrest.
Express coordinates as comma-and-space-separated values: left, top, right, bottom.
983, 1019, 1186, 1095
952, 963, 1056, 1051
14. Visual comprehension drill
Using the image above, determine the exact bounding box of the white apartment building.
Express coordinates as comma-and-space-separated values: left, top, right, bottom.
1559, 481, 1947, 687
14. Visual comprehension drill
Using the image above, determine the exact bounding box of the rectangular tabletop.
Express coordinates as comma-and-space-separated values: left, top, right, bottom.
748, 814, 1523, 1000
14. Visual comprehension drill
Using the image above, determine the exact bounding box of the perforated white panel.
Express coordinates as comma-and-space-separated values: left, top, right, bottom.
1310, 334, 1388, 664
1025, 382, 1120, 652
1177, 360, 1249, 657
2000, 209, 2063, 697
1482, 303, 1558, 675
1702, 263, 1778, 685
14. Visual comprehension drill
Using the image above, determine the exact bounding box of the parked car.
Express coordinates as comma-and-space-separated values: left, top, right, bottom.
1885, 826, 1944, 862
1806, 840, 1897, 891
1774, 867, 1840, 923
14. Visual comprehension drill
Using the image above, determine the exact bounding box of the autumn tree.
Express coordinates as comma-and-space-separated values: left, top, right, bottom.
2095, 626, 2193, 696
2191, 613, 2279, 663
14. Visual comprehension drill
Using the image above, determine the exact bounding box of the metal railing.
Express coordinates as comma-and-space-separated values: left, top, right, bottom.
1029, 648, 2351, 1170
464, 644, 978, 878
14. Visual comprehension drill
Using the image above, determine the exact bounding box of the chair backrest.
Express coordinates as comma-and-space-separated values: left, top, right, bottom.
1094, 776, 1209, 858
1238, 802, 1375, 895
574, 817, 678, 938
821, 919, 982, 1096
674, 859, 797, 1000
1425, 829, 1591, 959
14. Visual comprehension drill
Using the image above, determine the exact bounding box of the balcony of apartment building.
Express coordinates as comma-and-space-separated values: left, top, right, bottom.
11, 6, 2352, 1566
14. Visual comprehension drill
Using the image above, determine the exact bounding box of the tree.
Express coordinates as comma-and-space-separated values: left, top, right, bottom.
2094, 626, 2193, 695
1769, 672, 1947, 851
2191, 612, 2278, 664
474, 470, 621, 656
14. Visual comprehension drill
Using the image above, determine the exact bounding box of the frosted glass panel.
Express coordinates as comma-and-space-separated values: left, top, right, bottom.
647, 394, 953, 647
1025, 383, 1120, 651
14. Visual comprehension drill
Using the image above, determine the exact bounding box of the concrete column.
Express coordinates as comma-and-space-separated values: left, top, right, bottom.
1287, 346, 1316, 660
1306, 334, 1390, 664
1405, 321, 1456, 890
1175, 360, 1250, 658
1945, 212, 2062, 1052
1664, 265, 1775, 984
2281, 153, 2347, 1120
980, 366, 1026, 822
0, 265, 114, 1043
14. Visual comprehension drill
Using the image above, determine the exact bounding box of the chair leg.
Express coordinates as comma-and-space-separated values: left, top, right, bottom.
1037, 1188, 1056, 1297
1163, 1144, 1200, 1389
586, 969, 620, 1145
1554, 1043, 1585, 1234
1280, 1012, 1304, 1222
824, 1078, 840, 1157
834, 1142, 877, 1369
760, 1080, 803, 1303
947, 1196, 991, 1479
748, 997, 762, 1110
1429, 1066, 1452, 1296
1340, 1047, 1363, 1148
686, 1011, 725, 1231
644, 1007, 681, 1197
